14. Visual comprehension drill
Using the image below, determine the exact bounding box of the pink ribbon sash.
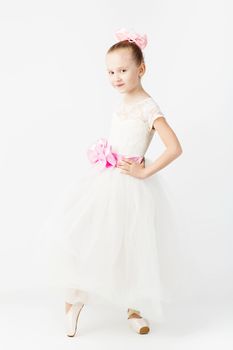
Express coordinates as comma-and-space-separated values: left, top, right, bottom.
87, 137, 144, 169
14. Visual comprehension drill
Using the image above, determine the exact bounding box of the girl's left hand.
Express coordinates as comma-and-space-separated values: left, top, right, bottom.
117, 158, 147, 179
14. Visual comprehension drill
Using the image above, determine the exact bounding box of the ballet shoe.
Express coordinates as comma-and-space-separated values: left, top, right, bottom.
127, 308, 150, 334
65, 302, 84, 337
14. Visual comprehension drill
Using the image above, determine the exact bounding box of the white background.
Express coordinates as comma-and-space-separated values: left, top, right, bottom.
0, 0, 232, 348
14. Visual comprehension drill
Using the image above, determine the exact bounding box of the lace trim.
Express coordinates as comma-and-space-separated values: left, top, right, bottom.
115, 102, 149, 122
116, 99, 164, 130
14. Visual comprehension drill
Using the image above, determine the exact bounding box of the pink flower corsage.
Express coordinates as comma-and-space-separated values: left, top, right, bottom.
87, 138, 143, 170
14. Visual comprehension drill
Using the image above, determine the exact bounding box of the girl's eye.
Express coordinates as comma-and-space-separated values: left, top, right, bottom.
108, 70, 126, 75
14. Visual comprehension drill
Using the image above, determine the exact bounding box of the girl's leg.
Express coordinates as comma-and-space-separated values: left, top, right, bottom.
65, 288, 89, 313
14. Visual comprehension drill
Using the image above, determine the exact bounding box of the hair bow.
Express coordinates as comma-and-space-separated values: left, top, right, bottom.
115, 27, 148, 50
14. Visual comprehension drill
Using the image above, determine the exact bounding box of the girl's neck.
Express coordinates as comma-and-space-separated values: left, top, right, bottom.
121, 86, 150, 105
122, 93, 151, 105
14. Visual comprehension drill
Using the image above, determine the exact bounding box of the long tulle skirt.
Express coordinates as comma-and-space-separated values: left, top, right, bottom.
40, 157, 181, 323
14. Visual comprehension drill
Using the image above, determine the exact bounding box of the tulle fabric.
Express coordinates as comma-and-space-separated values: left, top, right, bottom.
41, 157, 181, 323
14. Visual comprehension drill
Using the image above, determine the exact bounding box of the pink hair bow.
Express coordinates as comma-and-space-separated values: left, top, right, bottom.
87, 138, 143, 170
115, 27, 148, 50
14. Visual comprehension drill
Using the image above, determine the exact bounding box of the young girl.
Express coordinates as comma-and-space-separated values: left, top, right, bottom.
51, 28, 182, 337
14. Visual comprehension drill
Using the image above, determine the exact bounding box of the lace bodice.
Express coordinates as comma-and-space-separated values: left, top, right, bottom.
108, 97, 164, 157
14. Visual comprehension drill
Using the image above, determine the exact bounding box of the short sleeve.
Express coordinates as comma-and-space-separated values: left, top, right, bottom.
144, 100, 165, 132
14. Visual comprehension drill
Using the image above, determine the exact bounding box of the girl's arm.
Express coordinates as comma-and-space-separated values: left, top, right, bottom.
144, 117, 183, 178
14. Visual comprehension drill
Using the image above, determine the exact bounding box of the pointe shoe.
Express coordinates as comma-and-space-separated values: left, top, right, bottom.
65, 302, 84, 337
127, 308, 150, 334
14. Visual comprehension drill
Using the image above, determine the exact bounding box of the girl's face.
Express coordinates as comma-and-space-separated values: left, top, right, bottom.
106, 48, 144, 94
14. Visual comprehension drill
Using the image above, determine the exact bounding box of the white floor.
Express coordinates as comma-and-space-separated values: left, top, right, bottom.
0, 289, 232, 350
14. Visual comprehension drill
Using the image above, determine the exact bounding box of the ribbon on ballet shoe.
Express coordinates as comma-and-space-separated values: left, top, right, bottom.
127, 308, 141, 318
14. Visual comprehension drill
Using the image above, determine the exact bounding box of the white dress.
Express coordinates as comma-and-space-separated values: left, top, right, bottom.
43, 97, 178, 323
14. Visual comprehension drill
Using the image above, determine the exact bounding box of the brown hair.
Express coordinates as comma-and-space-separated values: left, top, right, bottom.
106, 40, 145, 67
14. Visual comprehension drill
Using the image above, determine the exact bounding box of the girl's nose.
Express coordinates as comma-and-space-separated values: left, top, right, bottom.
114, 74, 121, 81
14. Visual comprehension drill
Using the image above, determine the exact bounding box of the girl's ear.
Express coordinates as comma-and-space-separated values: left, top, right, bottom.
138, 62, 146, 77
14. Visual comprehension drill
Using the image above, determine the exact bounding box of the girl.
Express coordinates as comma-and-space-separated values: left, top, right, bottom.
53, 28, 182, 337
